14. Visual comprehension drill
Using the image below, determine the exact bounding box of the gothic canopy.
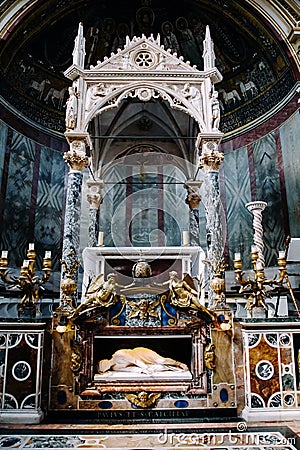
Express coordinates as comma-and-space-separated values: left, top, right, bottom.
0, 0, 299, 138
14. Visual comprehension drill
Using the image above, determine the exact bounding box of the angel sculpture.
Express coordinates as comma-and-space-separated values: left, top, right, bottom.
156, 271, 214, 320
127, 298, 160, 320
69, 273, 129, 319
125, 391, 161, 409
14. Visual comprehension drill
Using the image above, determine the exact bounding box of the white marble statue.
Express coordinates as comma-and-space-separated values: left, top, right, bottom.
97, 347, 189, 374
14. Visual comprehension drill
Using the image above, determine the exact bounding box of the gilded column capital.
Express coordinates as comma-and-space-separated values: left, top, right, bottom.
63, 147, 89, 172
64, 131, 92, 171
184, 180, 202, 209
197, 137, 224, 172
185, 192, 202, 210
199, 150, 224, 172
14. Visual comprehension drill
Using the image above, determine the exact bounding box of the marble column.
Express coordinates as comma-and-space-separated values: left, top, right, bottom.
198, 139, 224, 306
60, 137, 89, 310
185, 180, 202, 247
246, 201, 267, 269
86, 179, 103, 247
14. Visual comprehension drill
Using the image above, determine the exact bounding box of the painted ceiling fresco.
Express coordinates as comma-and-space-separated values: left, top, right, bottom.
0, 0, 296, 136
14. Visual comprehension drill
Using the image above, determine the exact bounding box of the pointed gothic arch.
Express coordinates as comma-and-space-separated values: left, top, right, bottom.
64, 27, 224, 166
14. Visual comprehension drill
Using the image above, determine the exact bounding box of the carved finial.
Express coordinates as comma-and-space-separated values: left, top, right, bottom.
203, 25, 215, 71
72, 22, 86, 68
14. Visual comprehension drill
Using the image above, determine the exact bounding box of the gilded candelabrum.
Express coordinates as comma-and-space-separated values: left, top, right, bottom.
0, 245, 52, 317
276, 251, 300, 317
233, 247, 300, 317
233, 246, 273, 313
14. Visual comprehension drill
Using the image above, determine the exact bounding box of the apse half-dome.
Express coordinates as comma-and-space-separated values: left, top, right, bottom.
0, 0, 298, 138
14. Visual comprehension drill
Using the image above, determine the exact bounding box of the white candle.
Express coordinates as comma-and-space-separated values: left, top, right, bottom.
182, 230, 189, 246
234, 252, 241, 261
98, 231, 104, 246
256, 260, 263, 270
23, 260, 30, 267
251, 245, 258, 253
278, 251, 285, 259
29, 243, 34, 250
1, 251, 8, 259
45, 251, 51, 259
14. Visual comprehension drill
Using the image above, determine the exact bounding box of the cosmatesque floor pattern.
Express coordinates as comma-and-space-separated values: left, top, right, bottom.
0, 422, 300, 449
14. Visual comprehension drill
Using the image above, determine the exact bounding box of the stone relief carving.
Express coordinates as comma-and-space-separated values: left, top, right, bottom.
85, 83, 114, 111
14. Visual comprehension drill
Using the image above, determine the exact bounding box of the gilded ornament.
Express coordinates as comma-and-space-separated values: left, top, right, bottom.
69, 273, 129, 320
63, 149, 89, 171
0, 245, 52, 317
71, 341, 83, 373
204, 343, 216, 370
203, 253, 227, 309
132, 259, 152, 278
155, 271, 214, 320
125, 391, 161, 408
185, 192, 201, 210
127, 298, 160, 320
199, 150, 224, 171
59, 251, 80, 312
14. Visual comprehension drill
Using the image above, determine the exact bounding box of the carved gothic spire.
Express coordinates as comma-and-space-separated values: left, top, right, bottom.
203, 25, 215, 71
72, 22, 86, 68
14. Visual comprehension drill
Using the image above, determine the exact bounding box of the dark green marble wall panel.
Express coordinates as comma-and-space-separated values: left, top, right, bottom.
280, 111, 300, 238
252, 132, 286, 265
223, 146, 253, 268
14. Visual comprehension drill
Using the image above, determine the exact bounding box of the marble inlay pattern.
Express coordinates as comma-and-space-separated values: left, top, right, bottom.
0, 428, 298, 449
244, 330, 299, 412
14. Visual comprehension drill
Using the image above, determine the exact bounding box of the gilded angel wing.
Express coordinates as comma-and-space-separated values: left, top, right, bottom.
183, 273, 197, 290
86, 273, 104, 295
127, 301, 140, 318
146, 392, 161, 407
125, 393, 139, 406
148, 300, 160, 318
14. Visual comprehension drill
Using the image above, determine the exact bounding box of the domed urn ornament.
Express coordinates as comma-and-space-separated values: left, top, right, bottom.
132, 254, 153, 286
58, 250, 80, 313
203, 252, 227, 310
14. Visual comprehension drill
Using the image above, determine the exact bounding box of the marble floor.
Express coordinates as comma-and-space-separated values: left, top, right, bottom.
1, 421, 300, 449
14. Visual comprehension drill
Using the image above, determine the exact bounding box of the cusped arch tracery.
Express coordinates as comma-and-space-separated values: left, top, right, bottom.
84, 81, 207, 133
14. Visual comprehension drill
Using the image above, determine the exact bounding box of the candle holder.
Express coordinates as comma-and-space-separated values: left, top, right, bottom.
276, 252, 300, 317
0, 246, 52, 318
233, 248, 273, 316
233, 248, 300, 317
